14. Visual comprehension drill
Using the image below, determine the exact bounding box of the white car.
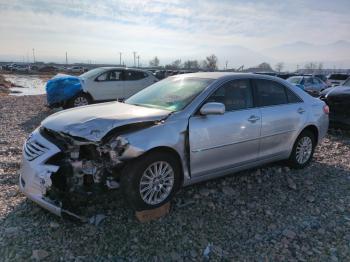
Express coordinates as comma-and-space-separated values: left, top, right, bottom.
72, 67, 158, 106
69, 66, 85, 73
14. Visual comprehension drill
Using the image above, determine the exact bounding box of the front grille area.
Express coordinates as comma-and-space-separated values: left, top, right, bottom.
24, 139, 49, 161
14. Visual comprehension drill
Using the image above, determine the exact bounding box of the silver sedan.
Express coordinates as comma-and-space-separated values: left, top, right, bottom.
19, 73, 329, 218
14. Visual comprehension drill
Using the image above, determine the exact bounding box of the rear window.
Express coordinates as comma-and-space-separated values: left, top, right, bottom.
328, 74, 348, 81
287, 76, 302, 85
126, 70, 147, 80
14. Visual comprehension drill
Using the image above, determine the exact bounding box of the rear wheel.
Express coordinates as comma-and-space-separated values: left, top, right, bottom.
288, 130, 316, 169
121, 151, 181, 211
65, 93, 91, 108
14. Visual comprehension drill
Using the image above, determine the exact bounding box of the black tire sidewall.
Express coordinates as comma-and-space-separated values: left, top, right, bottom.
289, 130, 316, 169
121, 151, 181, 211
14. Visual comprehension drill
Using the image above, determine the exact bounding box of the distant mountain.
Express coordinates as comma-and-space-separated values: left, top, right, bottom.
263, 40, 350, 66
195, 45, 275, 69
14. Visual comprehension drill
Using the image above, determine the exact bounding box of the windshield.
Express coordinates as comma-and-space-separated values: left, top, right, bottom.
287, 76, 302, 84
125, 77, 213, 112
343, 77, 350, 86
80, 68, 106, 79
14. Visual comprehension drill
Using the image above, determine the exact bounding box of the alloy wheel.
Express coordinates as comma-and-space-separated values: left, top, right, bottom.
139, 161, 174, 205
295, 136, 313, 164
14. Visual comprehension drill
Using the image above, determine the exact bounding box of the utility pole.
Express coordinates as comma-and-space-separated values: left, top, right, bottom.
65, 52, 68, 65
137, 55, 140, 67
119, 52, 122, 66
133, 51, 137, 67
32, 48, 36, 63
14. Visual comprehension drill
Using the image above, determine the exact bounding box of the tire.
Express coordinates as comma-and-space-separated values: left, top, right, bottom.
121, 151, 181, 211
66, 93, 91, 108
287, 130, 316, 169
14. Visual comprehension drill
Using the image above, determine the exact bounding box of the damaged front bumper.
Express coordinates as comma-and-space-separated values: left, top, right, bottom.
19, 128, 63, 216
19, 128, 89, 221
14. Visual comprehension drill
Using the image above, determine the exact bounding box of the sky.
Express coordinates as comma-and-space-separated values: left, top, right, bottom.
0, 0, 350, 69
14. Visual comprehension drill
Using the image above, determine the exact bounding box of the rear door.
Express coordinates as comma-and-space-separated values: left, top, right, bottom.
124, 70, 153, 98
253, 79, 306, 159
189, 79, 261, 177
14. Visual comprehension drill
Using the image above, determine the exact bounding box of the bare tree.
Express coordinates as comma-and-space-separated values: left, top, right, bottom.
171, 59, 182, 69
202, 54, 218, 71
304, 62, 317, 70
149, 56, 160, 67
275, 62, 284, 72
257, 62, 273, 71
317, 62, 323, 70
183, 60, 199, 70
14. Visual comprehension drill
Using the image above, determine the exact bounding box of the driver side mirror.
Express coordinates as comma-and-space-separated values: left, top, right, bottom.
200, 102, 225, 116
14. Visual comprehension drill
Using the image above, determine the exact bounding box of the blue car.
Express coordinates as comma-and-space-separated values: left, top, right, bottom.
287, 76, 327, 96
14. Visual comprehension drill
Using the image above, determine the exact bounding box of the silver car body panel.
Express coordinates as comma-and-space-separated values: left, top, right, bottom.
41, 101, 170, 142
20, 73, 329, 216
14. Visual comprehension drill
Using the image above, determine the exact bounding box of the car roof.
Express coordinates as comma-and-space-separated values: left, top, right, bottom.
173, 72, 256, 79
100, 67, 147, 72
173, 72, 293, 82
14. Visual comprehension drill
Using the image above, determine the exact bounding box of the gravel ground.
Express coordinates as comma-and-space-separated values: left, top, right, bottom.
1, 95, 350, 261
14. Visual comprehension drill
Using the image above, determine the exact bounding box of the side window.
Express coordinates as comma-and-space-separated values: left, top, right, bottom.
313, 77, 321, 84
126, 70, 146, 81
108, 70, 123, 81
304, 77, 313, 86
96, 72, 108, 81
285, 87, 302, 103
207, 79, 253, 111
255, 79, 288, 107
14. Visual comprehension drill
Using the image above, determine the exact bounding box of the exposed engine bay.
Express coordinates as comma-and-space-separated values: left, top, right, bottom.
40, 127, 133, 219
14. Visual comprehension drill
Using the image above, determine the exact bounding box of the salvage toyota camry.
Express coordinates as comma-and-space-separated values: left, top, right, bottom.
20, 73, 329, 219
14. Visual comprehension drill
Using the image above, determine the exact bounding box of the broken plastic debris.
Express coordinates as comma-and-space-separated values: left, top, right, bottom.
203, 243, 213, 259
89, 214, 106, 226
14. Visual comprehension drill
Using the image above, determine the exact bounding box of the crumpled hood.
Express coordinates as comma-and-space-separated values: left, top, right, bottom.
41, 101, 170, 141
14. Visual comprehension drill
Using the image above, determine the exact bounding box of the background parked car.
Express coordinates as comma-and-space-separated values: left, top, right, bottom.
46, 67, 158, 108
68, 66, 85, 73
38, 66, 59, 72
327, 74, 349, 86
287, 76, 327, 96
320, 77, 350, 127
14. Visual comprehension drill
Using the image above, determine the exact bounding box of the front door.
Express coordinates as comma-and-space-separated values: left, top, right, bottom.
91, 69, 125, 101
189, 79, 261, 177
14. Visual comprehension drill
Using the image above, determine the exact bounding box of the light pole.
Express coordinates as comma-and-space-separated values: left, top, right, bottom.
133, 51, 137, 67
32, 48, 36, 63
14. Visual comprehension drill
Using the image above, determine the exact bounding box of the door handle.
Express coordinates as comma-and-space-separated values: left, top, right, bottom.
297, 108, 305, 114
248, 115, 260, 123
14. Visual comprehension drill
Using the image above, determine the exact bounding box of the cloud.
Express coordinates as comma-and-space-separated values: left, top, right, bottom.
0, 0, 350, 68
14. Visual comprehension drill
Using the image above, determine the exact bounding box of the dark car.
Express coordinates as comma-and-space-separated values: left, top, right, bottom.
320, 77, 350, 127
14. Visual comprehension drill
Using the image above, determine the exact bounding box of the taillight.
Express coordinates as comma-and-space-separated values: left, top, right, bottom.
323, 105, 329, 114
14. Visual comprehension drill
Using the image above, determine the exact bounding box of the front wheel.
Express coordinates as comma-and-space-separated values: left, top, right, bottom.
121, 151, 181, 211
288, 130, 316, 169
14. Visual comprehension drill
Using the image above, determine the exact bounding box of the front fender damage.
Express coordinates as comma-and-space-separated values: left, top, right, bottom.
41, 122, 154, 221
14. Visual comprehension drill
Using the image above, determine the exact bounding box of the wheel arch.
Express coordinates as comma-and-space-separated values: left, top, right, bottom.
300, 124, 319, 144
140, 146, 185, 187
